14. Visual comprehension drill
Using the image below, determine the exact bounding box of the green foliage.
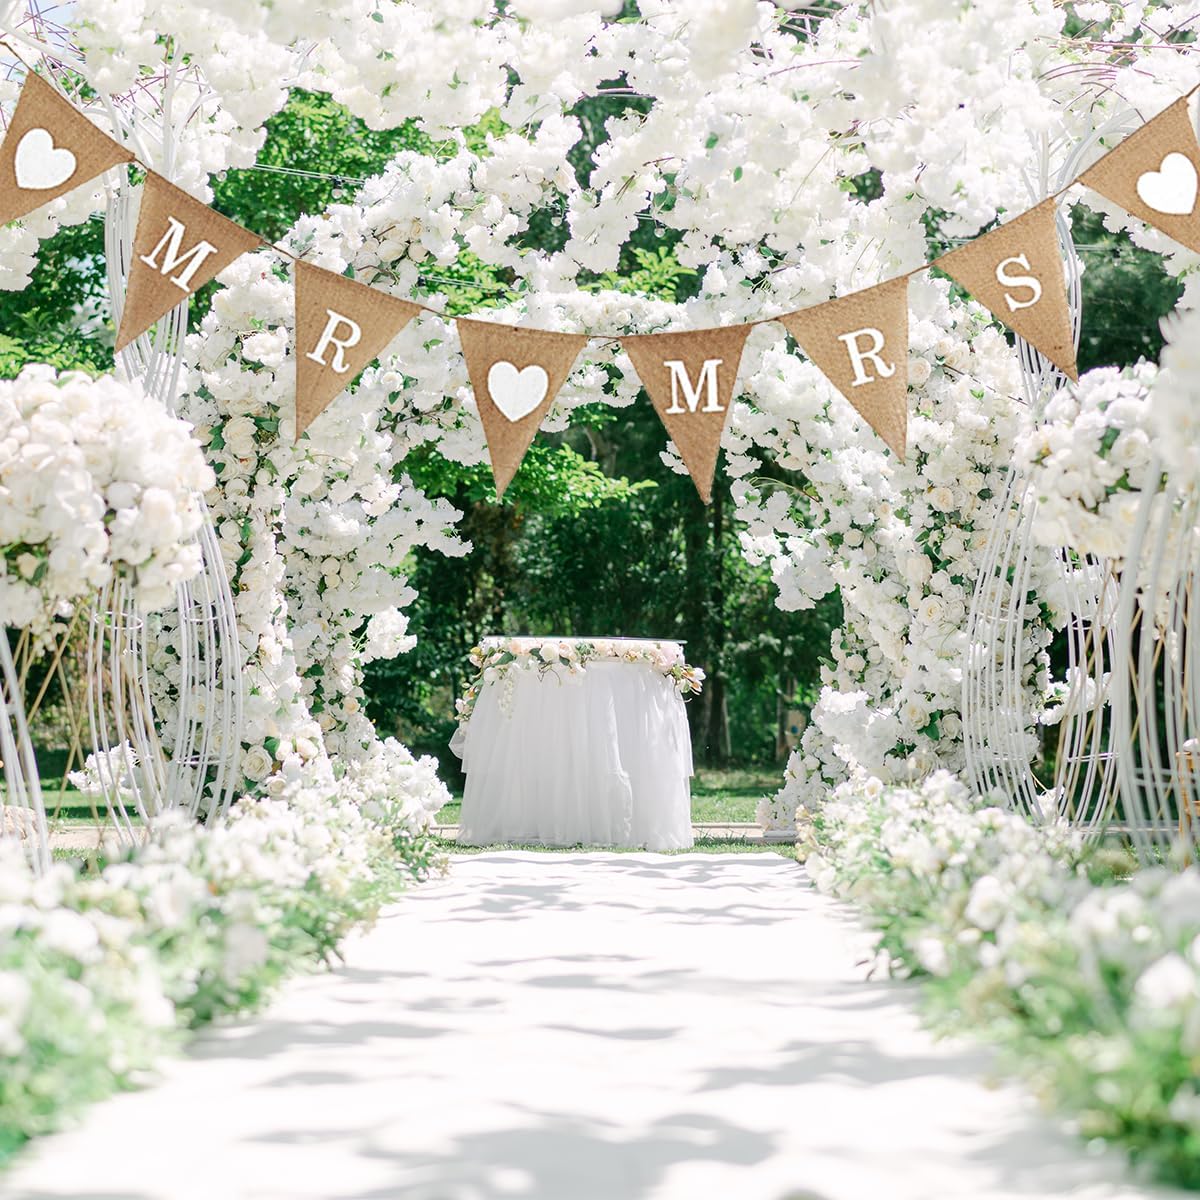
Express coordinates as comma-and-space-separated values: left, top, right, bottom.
0, 220, 110, 379
594, 245, 699, 299
211, 91, 434, 242
404, 441, 651, 515
1071, 205, 1186, 371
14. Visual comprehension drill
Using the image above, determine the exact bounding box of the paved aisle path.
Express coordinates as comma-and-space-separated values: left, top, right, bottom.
2, 853, 1186, 1200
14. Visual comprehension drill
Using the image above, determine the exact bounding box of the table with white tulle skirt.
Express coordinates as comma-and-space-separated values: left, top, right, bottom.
450, 638, 695, 850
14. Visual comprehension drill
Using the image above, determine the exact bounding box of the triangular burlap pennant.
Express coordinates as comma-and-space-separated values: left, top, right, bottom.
115, 173, 261, 352
937, 199, 1077, 380
621, 325, 752, 504
0, 71, 133, 225
295, 261, 422, 437
457, 318, 588, 499
1080, 96, 1200, 254
779, 277, 909, 460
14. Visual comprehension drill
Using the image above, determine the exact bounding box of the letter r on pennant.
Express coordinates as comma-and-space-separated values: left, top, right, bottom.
837, 327, 895, 388
664, 358, 724, 414
306, 310, 363, 374
138, 217, 219, 293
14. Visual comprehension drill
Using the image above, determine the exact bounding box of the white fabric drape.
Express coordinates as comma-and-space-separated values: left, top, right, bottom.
452, 657, 694, 849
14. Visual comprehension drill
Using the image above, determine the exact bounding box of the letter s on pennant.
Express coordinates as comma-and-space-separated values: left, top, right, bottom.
995, 253, 1043, 313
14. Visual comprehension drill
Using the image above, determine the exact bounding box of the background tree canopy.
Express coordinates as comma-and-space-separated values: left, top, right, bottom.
0, 84, 1179, 785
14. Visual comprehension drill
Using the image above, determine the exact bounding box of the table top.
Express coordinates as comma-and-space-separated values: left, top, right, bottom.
482, 635, 685, 649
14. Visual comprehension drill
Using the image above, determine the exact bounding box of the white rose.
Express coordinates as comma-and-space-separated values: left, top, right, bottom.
242, 744, 275, 783
1135, 953, 1197, 1010
964, 875, 1010, 932
221, 922, 270, 983
928, 486, 955, 513
917, 596, 946, 625
907, 357, 932, 387
223, 416, 258, 458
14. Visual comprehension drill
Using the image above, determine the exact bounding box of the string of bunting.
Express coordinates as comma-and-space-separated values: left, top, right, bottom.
2, 63, 1199, 503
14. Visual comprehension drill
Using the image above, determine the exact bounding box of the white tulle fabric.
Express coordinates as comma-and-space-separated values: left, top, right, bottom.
452, 653, 694, 850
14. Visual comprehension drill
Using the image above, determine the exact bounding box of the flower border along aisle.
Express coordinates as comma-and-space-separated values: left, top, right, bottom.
801, 771, 1200, 1190
0, 754, 450, 1166
0, 367, 455, 1164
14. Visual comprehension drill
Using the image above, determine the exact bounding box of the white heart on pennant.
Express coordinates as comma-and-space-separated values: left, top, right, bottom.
1135, 151, 1198, 216
14, 127, 78, 191
487, 360, 549, 423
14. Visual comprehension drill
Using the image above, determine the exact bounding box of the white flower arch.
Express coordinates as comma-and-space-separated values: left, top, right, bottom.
3, 0, 1199, 823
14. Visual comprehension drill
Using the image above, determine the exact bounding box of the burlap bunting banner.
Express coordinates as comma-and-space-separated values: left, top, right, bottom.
1080, 96, 1200, 254
779, 277, 909, 460
937, 198, 1078, 380
621, 325, 752, 504
115, 173, 262, 352
0, 71, 133, 226
3, 68, 1200, 497
295, 261, 422, 437
457, 319, 588, 499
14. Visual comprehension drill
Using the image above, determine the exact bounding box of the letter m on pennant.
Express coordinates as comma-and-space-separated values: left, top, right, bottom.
621, 325, 752, 504
664, 358, 725, 414
116, 173, 261, 352
139, 217, 218, 292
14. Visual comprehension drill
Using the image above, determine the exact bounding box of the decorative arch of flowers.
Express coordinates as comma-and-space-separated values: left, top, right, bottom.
3, 0, 1200, 833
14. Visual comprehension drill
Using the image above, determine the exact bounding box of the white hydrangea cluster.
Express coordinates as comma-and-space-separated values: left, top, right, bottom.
802, 769, 1085, 957
735, 295, 1057, 826
0, 366, 212, 642
1015, 363, 1160, 563
1149, 305, 1200, 492
182, 251, 470, 788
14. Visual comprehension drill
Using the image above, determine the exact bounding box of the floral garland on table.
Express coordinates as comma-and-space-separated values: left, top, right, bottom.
801, 769, 1200, 1190
455, 638, 705, 724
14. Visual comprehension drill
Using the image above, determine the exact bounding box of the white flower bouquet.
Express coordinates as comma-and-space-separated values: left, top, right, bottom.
1015, 364, 1160, 563
0, 366, 213, 642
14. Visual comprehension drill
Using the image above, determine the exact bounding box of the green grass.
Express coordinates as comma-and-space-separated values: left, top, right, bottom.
690, 766, 779, 822
434, 764, 780, 828
51, 848, 93, 863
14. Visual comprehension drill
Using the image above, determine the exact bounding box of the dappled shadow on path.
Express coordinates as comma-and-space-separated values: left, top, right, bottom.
2, 853, 1185, 1200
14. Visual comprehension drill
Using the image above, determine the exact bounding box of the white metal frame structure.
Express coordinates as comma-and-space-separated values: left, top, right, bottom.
1109, 472, 1200, 858
95, 49, 246, 836
0, 25, 245, 866
962, 112, 1137, 833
